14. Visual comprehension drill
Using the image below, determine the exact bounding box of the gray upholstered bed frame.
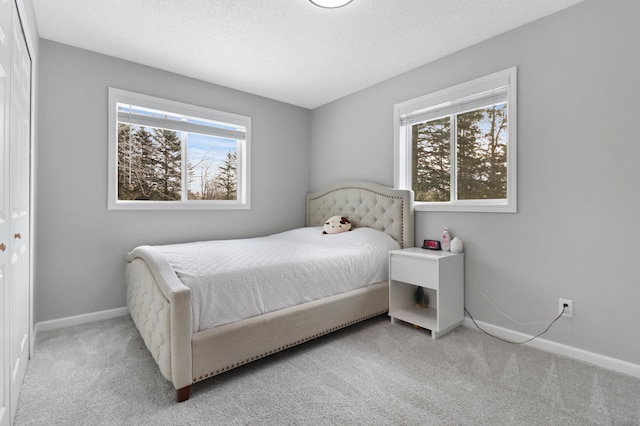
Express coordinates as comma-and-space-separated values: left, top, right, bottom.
126, 180, 414, 402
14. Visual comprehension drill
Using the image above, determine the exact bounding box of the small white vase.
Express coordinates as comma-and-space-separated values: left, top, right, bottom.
450, 237, 464, 253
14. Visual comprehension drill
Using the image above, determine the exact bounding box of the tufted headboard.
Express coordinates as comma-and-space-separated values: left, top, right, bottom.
306, 181, 414, 249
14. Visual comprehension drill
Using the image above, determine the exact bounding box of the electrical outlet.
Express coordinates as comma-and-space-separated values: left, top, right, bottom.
559, 298, 573, 318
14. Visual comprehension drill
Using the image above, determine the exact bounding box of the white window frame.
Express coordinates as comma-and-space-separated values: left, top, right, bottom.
108, 88, 251, 210
394, 67, 517, 213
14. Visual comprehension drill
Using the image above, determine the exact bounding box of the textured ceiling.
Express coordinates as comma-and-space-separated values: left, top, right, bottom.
33, 0, 584, 109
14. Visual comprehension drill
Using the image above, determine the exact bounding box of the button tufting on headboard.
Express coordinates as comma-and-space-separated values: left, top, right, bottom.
306, 181, 414, 248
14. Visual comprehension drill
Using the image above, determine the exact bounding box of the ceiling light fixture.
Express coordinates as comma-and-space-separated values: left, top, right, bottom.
309, 0, 353, 9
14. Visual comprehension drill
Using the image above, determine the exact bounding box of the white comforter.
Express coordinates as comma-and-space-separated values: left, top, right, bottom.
150, 227, 399, 332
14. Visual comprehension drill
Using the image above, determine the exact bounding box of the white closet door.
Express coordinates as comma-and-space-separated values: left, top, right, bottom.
0, 2, 31, 423
9, 4, 31, 421
0, 0, 13, 424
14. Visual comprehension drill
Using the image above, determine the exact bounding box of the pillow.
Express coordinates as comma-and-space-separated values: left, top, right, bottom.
323, 216, 352, 234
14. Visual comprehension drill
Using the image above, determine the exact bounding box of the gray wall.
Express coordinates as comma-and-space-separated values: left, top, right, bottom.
311, 0, 640, 365
35, 40, 311, 322
35, 0, 640, 367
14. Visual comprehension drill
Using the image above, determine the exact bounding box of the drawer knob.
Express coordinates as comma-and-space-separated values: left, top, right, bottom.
0, 242, 5, 252
14, 232, 21, 239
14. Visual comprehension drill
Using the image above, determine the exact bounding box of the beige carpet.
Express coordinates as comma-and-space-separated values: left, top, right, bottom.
14, 315, 640, 425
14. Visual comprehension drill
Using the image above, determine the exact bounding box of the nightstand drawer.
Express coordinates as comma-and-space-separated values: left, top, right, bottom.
390, 255, 438, 287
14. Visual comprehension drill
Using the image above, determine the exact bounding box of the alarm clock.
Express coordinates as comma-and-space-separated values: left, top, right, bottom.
422, 239, 441, 250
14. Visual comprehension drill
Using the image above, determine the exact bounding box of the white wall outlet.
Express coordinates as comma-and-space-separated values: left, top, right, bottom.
559, 298, 573, 318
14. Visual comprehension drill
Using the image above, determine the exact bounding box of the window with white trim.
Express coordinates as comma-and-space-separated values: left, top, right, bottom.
108, 88, 250, 210
394, 67, 517, 212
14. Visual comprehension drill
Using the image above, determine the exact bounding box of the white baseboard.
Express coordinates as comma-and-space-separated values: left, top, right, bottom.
34, 307, 129, 334
462, 317, 640, 379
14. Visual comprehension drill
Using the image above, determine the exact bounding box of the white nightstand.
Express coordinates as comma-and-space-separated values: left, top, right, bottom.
389, 248, 464, 339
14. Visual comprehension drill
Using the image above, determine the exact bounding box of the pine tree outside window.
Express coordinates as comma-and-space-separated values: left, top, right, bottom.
394, 68, 517, 213
108, 89, 251, 210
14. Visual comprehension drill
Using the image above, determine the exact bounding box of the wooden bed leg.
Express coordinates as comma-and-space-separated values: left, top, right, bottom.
176, 385, 191, 402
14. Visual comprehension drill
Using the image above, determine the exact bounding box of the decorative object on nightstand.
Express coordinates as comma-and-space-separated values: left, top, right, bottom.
450, 237, 464, 253
441, 227, 451, 251
389, 248, 464, 339
414, 286, 429, 307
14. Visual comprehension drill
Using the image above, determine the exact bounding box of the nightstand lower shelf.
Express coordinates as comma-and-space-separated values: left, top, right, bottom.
389, 305, 436, 329
390, 306, 462, 339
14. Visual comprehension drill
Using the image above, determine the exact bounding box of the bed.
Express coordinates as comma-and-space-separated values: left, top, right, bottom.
125, 180, 414, 402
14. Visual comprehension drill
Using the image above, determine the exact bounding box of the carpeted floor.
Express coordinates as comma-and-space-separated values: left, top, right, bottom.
14, 315, 640, 425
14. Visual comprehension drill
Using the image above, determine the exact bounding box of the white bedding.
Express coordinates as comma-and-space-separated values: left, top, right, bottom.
152, 227, 400, 332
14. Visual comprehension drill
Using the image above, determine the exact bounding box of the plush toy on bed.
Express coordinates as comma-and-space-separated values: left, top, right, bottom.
323, 216, 352, 234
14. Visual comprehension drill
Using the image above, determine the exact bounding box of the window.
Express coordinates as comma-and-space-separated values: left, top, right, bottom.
108, 88, 251, 210
394, 67, 517, 212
